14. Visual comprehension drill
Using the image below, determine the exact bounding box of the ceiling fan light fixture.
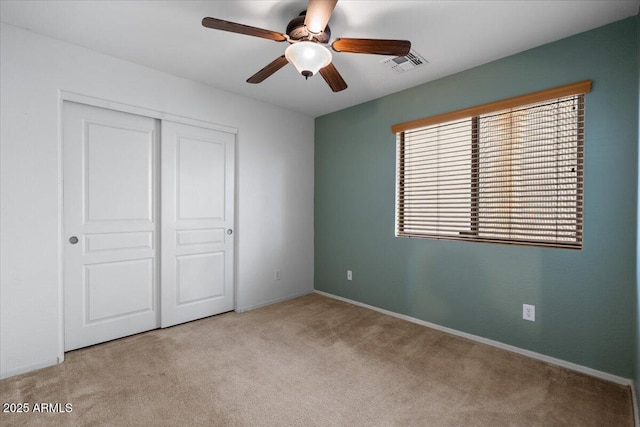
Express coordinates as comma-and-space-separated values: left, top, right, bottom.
285, 41, 332, 79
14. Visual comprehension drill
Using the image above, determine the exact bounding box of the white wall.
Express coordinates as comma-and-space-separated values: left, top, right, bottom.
0, 23, 315, 378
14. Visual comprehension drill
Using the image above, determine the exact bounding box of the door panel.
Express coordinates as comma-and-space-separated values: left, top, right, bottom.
161, 121, 235, 328
85, 259, 154, 322
176, 252, 225, 304
84, 231, 153, 253
85, 123, 153, 221
63, 102, 159, 351
177, 138, 226, 220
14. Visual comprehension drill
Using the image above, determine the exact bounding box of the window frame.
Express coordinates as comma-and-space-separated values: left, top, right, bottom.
392, 80, 591, 249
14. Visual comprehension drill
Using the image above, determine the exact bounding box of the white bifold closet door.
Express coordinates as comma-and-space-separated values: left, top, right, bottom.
63, 102, 234, 351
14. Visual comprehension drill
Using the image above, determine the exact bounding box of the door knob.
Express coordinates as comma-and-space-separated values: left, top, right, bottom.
69, 236, 79, 244
227, 229, 233, 235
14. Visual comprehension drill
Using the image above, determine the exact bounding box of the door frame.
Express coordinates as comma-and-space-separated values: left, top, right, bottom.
58, 91, 238, 363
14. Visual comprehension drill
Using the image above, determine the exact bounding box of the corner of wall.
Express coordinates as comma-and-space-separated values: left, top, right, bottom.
634, 11, 640, 424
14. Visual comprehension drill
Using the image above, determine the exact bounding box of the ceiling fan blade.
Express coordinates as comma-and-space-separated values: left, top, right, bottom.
304, 0, 338, 34
332, 38, 411, 56
202, 17, 287, 42
319, 62, 347, 92
247, 55, 289, 84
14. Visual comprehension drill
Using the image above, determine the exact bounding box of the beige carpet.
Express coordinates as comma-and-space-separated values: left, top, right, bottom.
0, 293, 634, 426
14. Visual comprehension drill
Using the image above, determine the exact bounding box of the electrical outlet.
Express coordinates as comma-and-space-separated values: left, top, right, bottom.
347, 270, 353, 281
523, 304, 535, 322
274, 269, 281, 281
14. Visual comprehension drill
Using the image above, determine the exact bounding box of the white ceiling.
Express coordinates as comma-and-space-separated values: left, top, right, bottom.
1, 1, 638, 117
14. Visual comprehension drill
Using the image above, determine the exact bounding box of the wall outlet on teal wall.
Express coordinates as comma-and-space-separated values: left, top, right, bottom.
523, 304, 536, 322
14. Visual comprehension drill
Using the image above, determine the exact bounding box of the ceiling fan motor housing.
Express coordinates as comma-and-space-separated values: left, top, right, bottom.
286, 13, 331, 44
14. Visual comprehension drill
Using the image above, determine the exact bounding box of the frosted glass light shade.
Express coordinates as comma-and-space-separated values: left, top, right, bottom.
285, 42, 332, 79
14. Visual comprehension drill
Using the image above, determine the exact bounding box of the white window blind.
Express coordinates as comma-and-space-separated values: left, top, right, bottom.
393, 81, 591, 249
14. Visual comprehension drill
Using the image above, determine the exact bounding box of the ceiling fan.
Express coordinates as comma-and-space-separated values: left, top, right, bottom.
202, 0, 411, 92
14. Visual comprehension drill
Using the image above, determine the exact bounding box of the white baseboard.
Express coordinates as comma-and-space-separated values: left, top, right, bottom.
314, 290, 633, 387
0, 358, 59, 380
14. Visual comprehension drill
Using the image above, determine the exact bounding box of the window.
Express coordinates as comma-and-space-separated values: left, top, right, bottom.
392, 80, 591, 249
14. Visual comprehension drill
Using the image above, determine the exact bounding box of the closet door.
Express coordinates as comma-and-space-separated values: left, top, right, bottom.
160, 121, 235, 328
63, 102, 160, 351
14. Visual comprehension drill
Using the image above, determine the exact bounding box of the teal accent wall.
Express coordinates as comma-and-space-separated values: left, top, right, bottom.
635, 11, 640, 411
315, 17, 639, 378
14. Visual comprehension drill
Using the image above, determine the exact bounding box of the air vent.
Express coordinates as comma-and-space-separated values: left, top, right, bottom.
381, 49, 428, 73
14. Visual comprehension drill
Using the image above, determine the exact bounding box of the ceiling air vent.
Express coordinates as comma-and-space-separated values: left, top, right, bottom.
381, 49, 428, 73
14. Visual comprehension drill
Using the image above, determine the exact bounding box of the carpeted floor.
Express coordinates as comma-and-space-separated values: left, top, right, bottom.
0, 293, 634, 426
